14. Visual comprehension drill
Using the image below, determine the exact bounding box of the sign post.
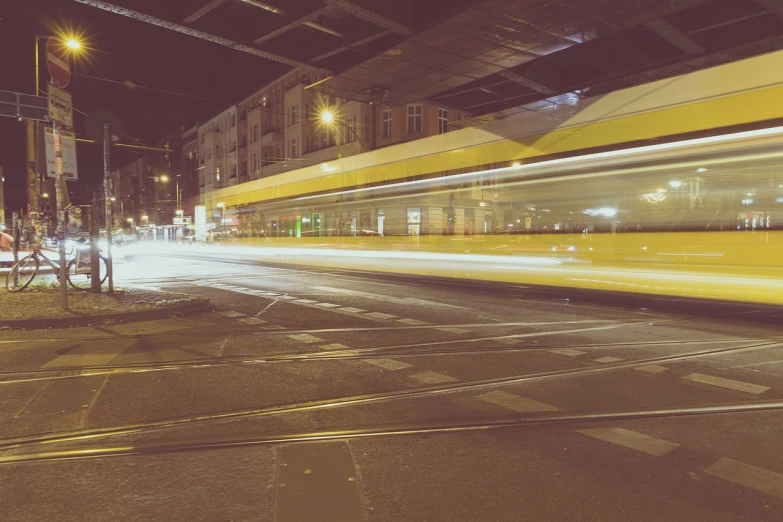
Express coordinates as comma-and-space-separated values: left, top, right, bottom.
85, 110, 124, 294
46, 38, 71, 310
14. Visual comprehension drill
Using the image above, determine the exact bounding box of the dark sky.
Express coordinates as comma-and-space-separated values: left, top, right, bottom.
0, 0, 290, 210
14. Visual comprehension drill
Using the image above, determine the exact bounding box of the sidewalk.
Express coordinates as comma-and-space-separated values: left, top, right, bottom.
0, 287, 212, 329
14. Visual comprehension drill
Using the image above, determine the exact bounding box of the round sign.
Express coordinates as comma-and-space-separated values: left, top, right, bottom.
46, 38, 71, 89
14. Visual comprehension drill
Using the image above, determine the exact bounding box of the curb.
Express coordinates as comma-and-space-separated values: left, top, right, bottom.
0, 298, 213, 330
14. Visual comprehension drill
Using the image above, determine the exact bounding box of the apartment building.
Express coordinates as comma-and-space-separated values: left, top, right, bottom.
197, 106, 238, 191
111, 155, 174, 227
225, 68, 465, 184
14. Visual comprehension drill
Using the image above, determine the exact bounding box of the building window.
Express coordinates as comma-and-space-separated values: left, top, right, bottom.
382, 110, 392, 138
188, 151, 193, 159
241, 135, 247, 147
291, 137, 298, 158
252, 152, 259, 173
215, 167, 220, 182
365, 115, 370, 141
252, 124, 259, 142
216, 144, 221, 158
305, 104, 310, 121
231, 114, 236, 128
207, 147, 212, 160
343, 117, 355, 143
262, 96, 267, 107
231, 139, 236, 152
438, 108, 449, 134
241, 109, 247, 121
242, 160, 248, 177
407, 105, 422, 133
330, 128, 336, 147
321, 131, 326, 149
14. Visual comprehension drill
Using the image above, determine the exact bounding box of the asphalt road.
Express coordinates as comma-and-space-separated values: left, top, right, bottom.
1, 248, 782, 521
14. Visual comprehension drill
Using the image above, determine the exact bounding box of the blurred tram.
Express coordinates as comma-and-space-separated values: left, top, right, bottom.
194, 49, 783, 305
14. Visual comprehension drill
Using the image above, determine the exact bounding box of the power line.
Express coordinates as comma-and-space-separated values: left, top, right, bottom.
71, 72, 227, 104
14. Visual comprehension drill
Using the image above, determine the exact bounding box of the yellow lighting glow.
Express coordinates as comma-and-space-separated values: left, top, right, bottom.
321, 111, 334, 124
66, 39, 81, 50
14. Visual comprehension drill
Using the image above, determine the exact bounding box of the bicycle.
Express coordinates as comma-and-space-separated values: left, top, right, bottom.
5, 240, 108, 292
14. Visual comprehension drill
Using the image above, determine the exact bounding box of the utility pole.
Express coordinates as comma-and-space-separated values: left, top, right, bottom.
52, 120, 68, 309
103, 122, 114, 292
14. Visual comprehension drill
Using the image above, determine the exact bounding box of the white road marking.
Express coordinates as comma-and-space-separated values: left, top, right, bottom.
409, 371, 459, 384
366, 312, 397, 320
682, 373, 770, 394
340, 307, 367, 313
705, 458, 783, 500
550, 349, 586, 357
577, 428, 680, 456
595, 356, 624, 363
475, 391, 559, 413
436, 327, 471, 334
294, 299, 318, 304
314, 303, 341, 308
319, 343, 352, 351
275, 295, 299, 300
397, 319, 430, 325
42, 339, 137, 368
238, 317, 267, 325
311, 286, 471, 309
634, 365, 670, 374
363, 358, 412, 371
492, 337, 523, 345
288, 334, 326, 343
318, 343, 350, 351
219, 311, 247, 318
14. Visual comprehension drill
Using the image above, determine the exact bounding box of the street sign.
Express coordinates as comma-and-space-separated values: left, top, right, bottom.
44, 127, 78, 180
46, 38, 71, 88
47, 84, 73, 127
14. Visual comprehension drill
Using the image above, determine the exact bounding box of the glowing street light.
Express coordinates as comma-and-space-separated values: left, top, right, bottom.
66, 39, 82, 50
176, 209, 184, 216
42, 192, 49, 199
159, 175, 169, 182
669, 180, 682, 188
110, 196, 116, 201
320, 110, 334, 124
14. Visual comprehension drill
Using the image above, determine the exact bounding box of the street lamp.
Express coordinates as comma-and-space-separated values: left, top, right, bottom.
66, 39, 81, 49
319, 110, 365, 153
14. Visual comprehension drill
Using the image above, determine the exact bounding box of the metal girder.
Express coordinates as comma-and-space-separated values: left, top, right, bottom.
755, 0, 783, 19
253, 6, 331, 44
646, 18, 704, 55
183, 0, 228, 24
311, 30, 392, 62
497, 71, 556, 96
72, 0, 331, 74
322, 0, 414, 37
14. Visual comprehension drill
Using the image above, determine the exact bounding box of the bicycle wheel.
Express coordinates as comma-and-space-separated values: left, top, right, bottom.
67, 255, 107, 291
5, 254, 40, 292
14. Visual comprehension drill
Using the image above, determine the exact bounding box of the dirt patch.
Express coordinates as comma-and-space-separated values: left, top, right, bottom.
0, 286, 198, 321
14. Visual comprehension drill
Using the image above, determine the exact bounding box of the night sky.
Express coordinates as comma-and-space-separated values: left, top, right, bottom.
0, 0, 290, 210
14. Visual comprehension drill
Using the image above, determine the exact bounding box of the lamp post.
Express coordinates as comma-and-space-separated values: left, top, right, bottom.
320, 110, 366, 153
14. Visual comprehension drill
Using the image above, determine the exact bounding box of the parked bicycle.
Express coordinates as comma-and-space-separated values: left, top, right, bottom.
5, 238, 108, 292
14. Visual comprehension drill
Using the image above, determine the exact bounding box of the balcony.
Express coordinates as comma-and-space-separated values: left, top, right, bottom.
260, 129, 282, 146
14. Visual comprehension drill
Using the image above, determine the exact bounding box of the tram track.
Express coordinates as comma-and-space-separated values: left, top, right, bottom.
0, 338, 779, 454
0, 336, 779, 385
2, 399, 782, 466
